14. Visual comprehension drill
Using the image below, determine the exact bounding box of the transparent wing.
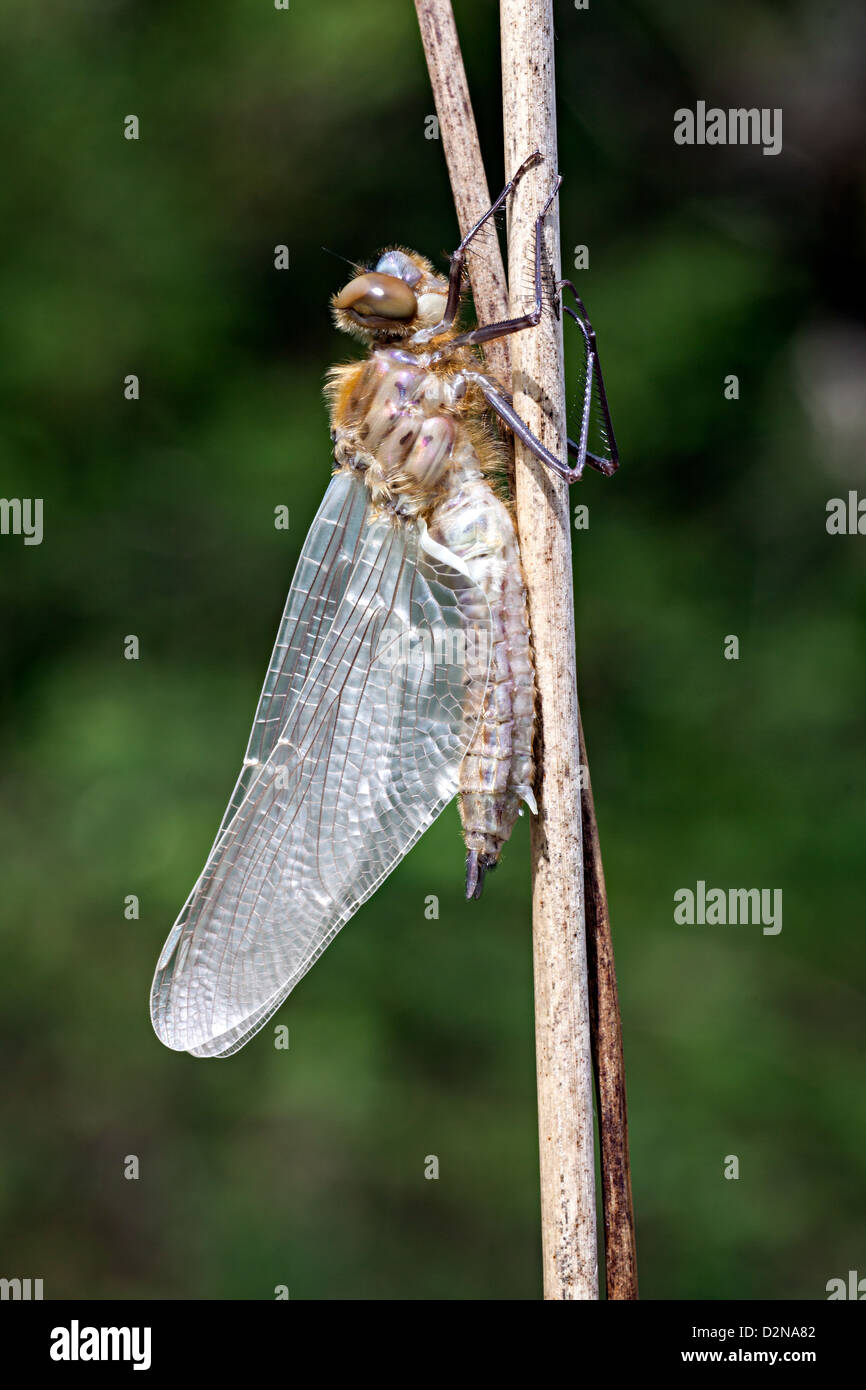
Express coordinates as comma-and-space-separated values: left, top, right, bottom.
149, 470, 367, 1001
151, 470, 491, 1058
223, 468, 371, 829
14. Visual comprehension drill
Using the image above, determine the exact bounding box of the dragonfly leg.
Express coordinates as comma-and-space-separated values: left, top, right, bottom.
464, 369, 582, 483
558, 279, 620, 475
423, 151, 544, 340
557, 280, 597, 339
441, 173, 563, 354
568, 437, 619, 478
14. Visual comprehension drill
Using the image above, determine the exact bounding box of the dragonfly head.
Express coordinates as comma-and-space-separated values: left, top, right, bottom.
332, 248, 449, 343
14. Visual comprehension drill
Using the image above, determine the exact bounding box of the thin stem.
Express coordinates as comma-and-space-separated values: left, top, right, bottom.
580, 710, 639, 1299
500, 0, 597, 1301
413, 0, 511, 386
415, 0, 637, 1302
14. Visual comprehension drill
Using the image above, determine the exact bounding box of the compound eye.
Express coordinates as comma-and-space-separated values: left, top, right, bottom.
374, 250, 423, 286
334, 272, 417, 321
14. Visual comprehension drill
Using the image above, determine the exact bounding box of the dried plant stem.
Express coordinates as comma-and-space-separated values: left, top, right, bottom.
416, 0, 636, 1302
412, 0, 510, 385
580, 711, 639, 1299
500, 0, 597, 1301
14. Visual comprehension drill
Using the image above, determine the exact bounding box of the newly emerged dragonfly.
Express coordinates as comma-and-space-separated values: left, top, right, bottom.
151, 154, 619, 1057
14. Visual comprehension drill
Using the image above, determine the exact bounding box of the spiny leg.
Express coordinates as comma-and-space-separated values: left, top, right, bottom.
422, 150, 543, 340
442, 174, 564, 353
558, 278, 620, 476
436, 192, 620, 485
463, 369, 581, 483
485, 377, 615, 482
567, 435, 619, 478
465, 369, 616, 487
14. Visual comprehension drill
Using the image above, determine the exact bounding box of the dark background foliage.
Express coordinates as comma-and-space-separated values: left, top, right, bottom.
1, 0, 863, 1299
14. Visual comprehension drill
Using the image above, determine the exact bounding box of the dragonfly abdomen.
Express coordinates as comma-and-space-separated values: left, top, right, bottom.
428, 471, 536, 899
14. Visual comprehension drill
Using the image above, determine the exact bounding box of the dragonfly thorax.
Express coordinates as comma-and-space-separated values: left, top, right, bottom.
327, 349, 488, 520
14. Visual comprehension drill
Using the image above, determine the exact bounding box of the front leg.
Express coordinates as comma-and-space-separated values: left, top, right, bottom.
414, 151, 543, 344
432, 174, 563, 358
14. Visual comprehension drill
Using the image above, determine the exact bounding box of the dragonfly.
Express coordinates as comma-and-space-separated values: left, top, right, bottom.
151, 153, 619, 1057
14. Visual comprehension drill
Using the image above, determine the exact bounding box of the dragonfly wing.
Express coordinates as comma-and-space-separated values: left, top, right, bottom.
151, 473, 491, 1057
148, 470, 367, 1004
222, 468, 371, 830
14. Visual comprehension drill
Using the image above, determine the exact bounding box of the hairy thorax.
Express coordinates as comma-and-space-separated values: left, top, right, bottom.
326, 346, 501, 518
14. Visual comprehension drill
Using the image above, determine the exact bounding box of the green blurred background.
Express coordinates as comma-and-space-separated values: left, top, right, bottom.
1, 0, 863, 1300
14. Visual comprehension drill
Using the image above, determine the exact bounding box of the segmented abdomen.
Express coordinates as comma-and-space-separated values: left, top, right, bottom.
428, 474, 536, 880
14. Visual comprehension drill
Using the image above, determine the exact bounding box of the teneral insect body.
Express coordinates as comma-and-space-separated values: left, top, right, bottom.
151, 157, 618, 1057
326, 332, 537, 901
